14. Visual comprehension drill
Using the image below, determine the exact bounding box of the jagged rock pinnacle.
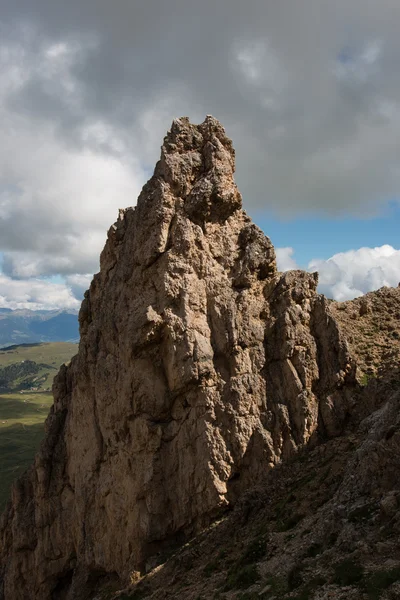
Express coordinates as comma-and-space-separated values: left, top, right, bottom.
153, 116, 241, 225
0, 118, 357, 600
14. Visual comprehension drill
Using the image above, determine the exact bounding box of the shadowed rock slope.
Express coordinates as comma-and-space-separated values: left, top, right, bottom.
119, 378, 400, 600
0, 117, 358, 600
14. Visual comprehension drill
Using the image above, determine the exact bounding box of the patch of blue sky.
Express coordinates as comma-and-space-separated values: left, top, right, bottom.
39, 274, 65, 285
250, 201, 400, 268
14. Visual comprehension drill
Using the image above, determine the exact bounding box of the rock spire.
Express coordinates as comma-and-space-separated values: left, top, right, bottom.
0, 117, 356, 600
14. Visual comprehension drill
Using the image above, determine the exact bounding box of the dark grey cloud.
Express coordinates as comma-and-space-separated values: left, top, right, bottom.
3, 2, 400, 211
1, 1, 400, 305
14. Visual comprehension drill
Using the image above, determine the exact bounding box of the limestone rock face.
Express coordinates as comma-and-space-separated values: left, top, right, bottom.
0, 117, 357, 600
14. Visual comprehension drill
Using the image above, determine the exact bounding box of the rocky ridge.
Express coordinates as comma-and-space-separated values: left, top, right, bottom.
330, 286, 400, 384
1, 117, 359, 600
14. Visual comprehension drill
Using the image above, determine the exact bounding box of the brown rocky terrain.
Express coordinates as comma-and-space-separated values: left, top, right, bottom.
111, 382, 400, 600
330, 287, 400, 384
0, 117, 399, 600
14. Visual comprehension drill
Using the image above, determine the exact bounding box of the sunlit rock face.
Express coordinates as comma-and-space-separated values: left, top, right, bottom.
0, 117, 356, 600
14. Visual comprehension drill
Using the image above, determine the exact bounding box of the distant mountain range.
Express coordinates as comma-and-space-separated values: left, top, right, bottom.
0, 308, 79, 347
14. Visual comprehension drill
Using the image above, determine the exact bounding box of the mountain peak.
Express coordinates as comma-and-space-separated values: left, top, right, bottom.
0, 119, 358, 599
152, 115, 241, 225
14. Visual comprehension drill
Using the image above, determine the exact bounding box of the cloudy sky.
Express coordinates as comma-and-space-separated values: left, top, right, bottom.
1, 0, 400, 309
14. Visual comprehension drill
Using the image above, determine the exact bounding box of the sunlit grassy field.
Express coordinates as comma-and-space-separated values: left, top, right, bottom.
0, 342, 78, 391
0, 342, 78, 368
0, 343, 78, 511
0, 392, 54, 511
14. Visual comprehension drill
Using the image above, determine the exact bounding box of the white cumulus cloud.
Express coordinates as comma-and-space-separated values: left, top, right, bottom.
0, 273, 80, 311
65, 274, 93, 300
276, 245, 400, 301
0, 31, 145, 278
309, 245, 400, 300
276, 247, 299, 271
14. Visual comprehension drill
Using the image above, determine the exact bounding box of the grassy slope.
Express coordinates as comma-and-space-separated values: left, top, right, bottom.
0, 342, 78, 391
0, 343, 77, 511
0, 392, 54, 511
0, 342, 78, 368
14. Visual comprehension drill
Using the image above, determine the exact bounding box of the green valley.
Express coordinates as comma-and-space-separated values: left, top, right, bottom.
0, 343, 77, 511
0, 342, 78, 392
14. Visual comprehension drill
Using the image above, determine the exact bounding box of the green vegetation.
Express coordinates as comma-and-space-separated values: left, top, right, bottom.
363, 567, 400, 599
332, 564, 400, 597
348, 502, 377, 523
224, 564, 260, 590
119, 586, 151, 600
0, 342, 77, 392
288, 562, 304, 590
276, 512, 304, 532
228, 570, 328, 600
305, 542, 323, 558
221, 536, 268, 592
203, 561, 220, 577
0, 344, 77, 510
0, 392, 54, 510
333, 558, 364, 586
204, 547, 235, 574
360, 373, 371, 386
289, 574, 327, 599
0, 342, 77, 368
238, 536, 268, 567
259, 575, 288, 597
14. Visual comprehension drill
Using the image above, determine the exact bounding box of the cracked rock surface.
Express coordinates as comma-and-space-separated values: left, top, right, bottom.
0, 117, 357, 600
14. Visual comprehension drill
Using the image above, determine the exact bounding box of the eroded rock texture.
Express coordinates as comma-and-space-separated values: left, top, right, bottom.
0, 117, 357, 599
